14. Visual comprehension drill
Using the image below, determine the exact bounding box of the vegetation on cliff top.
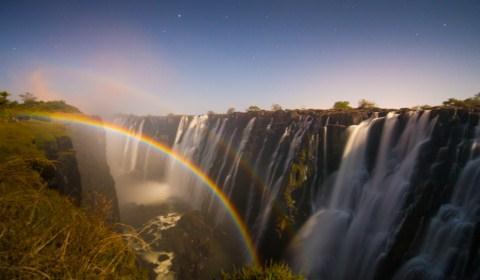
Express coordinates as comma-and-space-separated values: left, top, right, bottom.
442, 93, 480, 109
0, 91, 80, 118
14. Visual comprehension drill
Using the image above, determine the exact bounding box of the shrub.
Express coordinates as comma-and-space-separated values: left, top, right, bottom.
246, 105, 262, 112
222, 262, 303, 280
332, 101, 351, 110
271, 104, 282, 111
357, 99, 376, 109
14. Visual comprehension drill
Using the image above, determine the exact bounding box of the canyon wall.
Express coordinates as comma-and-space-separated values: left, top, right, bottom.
114, 108, 480, 279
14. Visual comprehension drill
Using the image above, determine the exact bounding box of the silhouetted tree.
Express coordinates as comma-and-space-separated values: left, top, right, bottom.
0, 91, 10, 106
442, 93, 480, 108
19, 92, 37, 104
271, 104, 282, 111
227, 107, 235, 114
332, 101, 351, 110
357, 99, 376, 109
246, 105, 262, 112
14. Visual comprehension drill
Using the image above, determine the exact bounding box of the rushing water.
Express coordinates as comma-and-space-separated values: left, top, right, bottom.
108, 110, 479, 279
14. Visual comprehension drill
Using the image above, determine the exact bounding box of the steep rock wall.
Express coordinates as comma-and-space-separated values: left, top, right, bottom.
113, 108, 480, 279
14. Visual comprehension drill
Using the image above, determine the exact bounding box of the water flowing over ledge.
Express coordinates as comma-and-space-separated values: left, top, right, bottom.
108, 108, 480, 279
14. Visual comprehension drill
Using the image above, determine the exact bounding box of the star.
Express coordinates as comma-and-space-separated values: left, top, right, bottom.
443, 23, 448, 27
224, 15, 229, 20
177, 13, 182, 18
12, 47, 16, 51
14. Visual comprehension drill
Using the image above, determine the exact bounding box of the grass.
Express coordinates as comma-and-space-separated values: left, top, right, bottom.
0, 159, 148, 279
0, 119, 67, 161
222, 262, 304, 280
0, 102, 148, 279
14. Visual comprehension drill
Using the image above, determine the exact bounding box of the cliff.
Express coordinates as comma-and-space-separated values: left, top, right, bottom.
0, 112, 144, 278
68, 121, 120, 222
115, 107, 480, 279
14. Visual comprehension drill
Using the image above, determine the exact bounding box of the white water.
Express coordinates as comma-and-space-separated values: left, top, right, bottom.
215, 117, 256, 223
393, 126, 480, 280
140, 212, 182, 280
292, 111, 437, 279
254, 116, 313, 245
167, 115, 210, 205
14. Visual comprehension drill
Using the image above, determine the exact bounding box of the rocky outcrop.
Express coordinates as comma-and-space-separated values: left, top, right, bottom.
68, 121, 120, 222
43, 136, 82, 205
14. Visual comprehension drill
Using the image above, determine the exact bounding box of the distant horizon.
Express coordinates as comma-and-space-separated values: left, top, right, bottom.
5, 90, 479, 118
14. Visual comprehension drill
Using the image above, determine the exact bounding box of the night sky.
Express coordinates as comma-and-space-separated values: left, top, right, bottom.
1, 0, 479, 115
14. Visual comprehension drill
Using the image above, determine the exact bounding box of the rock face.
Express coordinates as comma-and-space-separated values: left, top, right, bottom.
68, 121, 120, 222
114, 108, 480, 279
41, 122, 120, 223
43, 135, 82, 205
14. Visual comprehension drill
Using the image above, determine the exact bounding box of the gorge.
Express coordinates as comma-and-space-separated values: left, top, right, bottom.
105, 108, 480, 279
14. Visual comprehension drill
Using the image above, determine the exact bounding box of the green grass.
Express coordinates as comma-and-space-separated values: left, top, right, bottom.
0, 159, 147, 279
0, 101, 147, 279
0, 119, 67, 161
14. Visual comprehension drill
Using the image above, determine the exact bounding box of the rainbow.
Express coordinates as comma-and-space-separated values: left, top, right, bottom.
29, 111, 260, 266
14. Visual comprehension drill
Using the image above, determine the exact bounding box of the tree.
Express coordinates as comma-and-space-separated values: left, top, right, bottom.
442, 94, 480, 108
19, 92, 37, 103
357, 99, 376, 109
0, 91, 10, 106
226, 107, 235, 114
207, 110, 215, 115
271, 103, 282, 111
246, 105, 262, 112
332, 101, 351, 110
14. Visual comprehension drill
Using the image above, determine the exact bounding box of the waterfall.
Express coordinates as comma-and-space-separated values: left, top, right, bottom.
129, 119, 145, 172
292, 111, 437, 279
246, 118, 273, 224
166, 115, 210, 206
106, 109, 479, 278
207, 127, 237, 213
254, 116, 313, 245
215, 117, 256, 223
393, 128, 480, 280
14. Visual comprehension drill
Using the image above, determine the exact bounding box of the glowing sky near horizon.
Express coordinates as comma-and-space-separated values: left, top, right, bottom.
1, 0, 479, 115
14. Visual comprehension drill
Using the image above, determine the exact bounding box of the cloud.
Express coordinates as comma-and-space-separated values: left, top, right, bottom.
25, 66, 173, 116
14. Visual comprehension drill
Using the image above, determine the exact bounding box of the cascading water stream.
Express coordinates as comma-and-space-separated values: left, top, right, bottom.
245, 118, 273, 224
215, 117, 256, 223
292, 111, 437, 279
393, 126, 480, 280
254, 116, 313, 245
107, 109, 479, 279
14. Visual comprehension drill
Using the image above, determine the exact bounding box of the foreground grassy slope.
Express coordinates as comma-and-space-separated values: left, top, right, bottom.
0, 102, 147, 279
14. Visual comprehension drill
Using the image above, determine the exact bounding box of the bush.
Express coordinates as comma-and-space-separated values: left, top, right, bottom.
222, 262, 303, 280
271, 104, 282, 111
357, 99, 376, 109
442, 96, 480, 108
246, 105, 262, 112
332, 101, 351, 110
